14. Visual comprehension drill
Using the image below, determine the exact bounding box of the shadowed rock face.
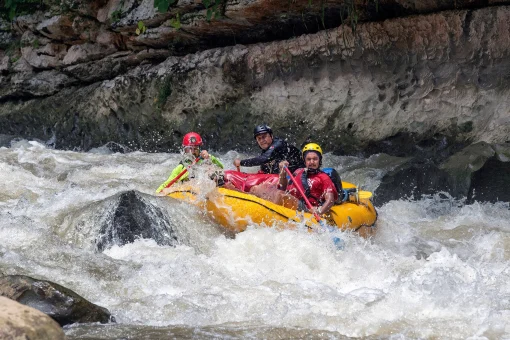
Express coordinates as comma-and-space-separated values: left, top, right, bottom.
467, 157, 510, 204
0, 275, 112, 327
96, 190, 179, 251
373, 160, 453, 206
373, 142, 510, 206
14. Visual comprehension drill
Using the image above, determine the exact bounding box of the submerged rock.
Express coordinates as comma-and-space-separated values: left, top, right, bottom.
96, 190, 179, 251
0, 275, 113, 327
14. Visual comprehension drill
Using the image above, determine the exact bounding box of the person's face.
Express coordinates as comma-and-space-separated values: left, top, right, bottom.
304, 152, 320, 169
184, 146, 200, 157
255, 133, 273, 150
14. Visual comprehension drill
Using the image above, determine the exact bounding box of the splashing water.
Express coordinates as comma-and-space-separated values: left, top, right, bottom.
1, 141, 509, 339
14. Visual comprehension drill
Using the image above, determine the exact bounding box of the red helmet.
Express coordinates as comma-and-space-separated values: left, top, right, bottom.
182, 132, 203, 147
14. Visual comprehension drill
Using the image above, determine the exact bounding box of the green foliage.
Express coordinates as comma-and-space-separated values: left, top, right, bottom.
203, 0, 222, 21
154, 0, 178, 13
110, 0, 125, 22
136, 20, 147, 35
1, 0, 43, 20
111, 9, 122, 22
169, 13, 181, 29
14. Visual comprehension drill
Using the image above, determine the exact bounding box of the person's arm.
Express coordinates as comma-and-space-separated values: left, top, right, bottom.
209, 155, 224, 169
239, 153, 271, 167
278, 160, 289, 190
155, 164, 187, 193
317, 192, 335, 215
239, 139, 283, 167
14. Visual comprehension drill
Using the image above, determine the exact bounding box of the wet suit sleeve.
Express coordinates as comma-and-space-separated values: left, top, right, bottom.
239, 140, 282, 167
209, 155, 224, 169
156, 163, 187, 193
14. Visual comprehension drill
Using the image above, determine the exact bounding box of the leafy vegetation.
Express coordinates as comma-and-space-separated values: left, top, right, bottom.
110, 0, 125, 22
1, 0, 44, 20
169, 13, 181, 29
135, 21, 147, 35
154, 0, 177, 13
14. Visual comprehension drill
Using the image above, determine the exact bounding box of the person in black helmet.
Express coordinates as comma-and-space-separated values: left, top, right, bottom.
233, 124, 304, 174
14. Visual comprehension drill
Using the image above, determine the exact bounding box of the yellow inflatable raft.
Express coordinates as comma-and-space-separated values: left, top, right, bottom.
167, 181, 377, 238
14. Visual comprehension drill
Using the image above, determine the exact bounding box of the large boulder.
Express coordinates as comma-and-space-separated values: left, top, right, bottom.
0, 275, 113, 327
467, 143, 510, 203
373, 142, 510, 205
373, 159, 453, 206
0, 296, 65, 340
96, 190, 179, 251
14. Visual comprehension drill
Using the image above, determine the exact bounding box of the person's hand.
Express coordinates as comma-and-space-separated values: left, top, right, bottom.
160, 188, 171, 195
200, 150, 209, 159
279, 160, 289, 172
310, 206, 321, 216
233, 159, 241, 167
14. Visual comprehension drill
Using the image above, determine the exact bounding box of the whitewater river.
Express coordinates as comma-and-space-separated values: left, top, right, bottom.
1, 140, 509, 339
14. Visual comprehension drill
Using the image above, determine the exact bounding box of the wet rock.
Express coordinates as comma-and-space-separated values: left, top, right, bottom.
1, 70, 76, 100
0, 134, 24, 147
96, 190, 179, 251
104, 141, 132, 153
373, 142, 510, 205
0, 275, 113, 327
0, 296, 65, 340
439, 142, 496, 197
373, 159, 453, 206
467, 143, 510, 203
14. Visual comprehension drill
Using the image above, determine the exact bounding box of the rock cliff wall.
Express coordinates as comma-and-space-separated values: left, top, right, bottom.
0, 2, 509, 153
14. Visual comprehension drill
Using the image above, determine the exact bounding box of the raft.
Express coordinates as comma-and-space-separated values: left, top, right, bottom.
166, 181, 377, 238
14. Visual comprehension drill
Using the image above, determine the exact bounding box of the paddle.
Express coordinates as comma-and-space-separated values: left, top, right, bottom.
283, 166, 344, 249
163, 156, 202, 189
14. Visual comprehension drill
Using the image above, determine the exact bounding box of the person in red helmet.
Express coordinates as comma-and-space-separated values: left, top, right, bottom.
156, 132, 224, 193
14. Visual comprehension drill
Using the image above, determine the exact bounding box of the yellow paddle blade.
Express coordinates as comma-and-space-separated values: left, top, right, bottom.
358, 190, 373, 199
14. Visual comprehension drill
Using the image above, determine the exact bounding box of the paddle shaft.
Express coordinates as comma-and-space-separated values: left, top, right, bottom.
164, 157, 201, 189
283, 167, 322, 222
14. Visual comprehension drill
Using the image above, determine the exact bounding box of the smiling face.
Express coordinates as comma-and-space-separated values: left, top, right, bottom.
304, 151, 320, 169
255, 132, 273, 150
183, 146, 200, 157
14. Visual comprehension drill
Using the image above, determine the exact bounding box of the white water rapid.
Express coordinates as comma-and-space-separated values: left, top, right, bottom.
1, 140, 509, 339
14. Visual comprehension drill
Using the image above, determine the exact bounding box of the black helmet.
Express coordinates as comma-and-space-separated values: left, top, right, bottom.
253, 124, 273, 138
